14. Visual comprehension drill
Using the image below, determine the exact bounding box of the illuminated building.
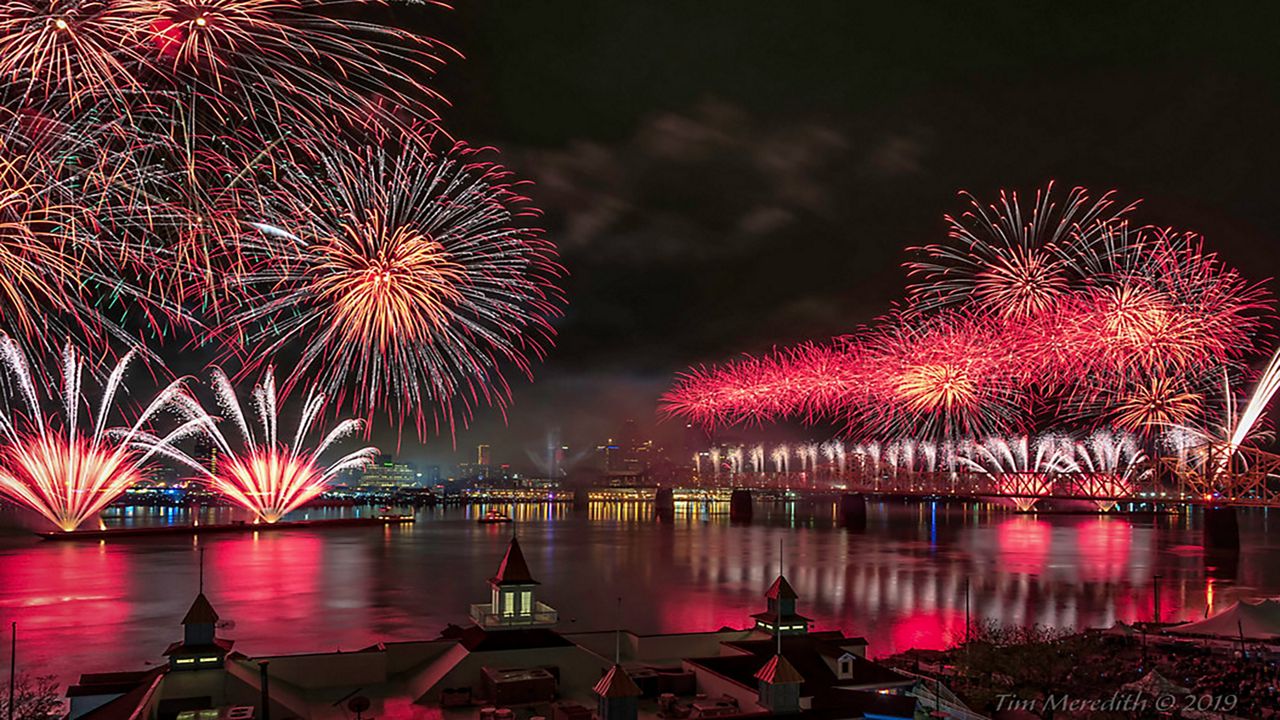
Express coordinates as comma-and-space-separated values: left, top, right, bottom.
64, 542, 927, 720
360, 454, 418, 488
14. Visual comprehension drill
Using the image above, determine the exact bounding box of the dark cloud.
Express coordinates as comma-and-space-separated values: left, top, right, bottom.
389, 1, 1280, 470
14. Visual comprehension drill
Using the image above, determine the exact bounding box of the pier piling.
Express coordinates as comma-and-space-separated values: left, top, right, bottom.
729, 489, 753, 522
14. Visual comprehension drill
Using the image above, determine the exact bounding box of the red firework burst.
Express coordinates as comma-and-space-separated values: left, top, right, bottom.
851, 312, 1030, 440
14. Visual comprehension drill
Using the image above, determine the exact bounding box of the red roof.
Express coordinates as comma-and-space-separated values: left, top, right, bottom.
490, 537, 539, 586
754, 654, 804, 684
765, 575, 798, 600
181, 593, 219, 625
594, 664, 642, 698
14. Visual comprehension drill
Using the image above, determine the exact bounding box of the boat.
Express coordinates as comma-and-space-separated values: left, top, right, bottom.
478, 509, 512, 524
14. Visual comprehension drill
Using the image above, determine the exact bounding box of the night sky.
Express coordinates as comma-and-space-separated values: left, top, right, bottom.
391, 2, 1280, 470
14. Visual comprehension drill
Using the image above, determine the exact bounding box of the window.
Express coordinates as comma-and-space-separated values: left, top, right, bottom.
503, 591, 515, 617
521, 591, 533, 615
838, 655, 853, 679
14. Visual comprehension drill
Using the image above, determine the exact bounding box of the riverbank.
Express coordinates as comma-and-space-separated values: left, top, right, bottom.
882, 621, 1280, 718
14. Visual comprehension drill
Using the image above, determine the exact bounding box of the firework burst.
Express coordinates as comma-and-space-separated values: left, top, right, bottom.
853, 312, 1029, 440
134, 0, 454, 128
0, 338, 205, 531
0, 0, 150, 103
219, 139, 563, 436
190, 367, 377, 523
906, 183, 1135, 320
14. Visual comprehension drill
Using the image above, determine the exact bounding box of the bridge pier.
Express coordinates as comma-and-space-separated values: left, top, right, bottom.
729, 489, 753, 522
573, 486, 591, 511
839, 493, 867, 530
1203, 506, 1240, 549
654, 487, 675, 519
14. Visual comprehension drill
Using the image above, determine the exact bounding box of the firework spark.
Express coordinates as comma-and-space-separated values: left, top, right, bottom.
0, 338, 204, 531
190, 367, 377, 523
1062, 430, 1150, 511
134, 0, 454, 128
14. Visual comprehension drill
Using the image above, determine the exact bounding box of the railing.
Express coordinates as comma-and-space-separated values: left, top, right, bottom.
469, 602, 558, 629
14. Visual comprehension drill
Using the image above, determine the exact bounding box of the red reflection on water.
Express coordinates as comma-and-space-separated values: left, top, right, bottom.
202, 532, 355, 655
891, 609, 963, 653
656, 588, 754, 633
0, 541, 133, 675
997, 516, 1050, 573
1074, 517, 1132, 583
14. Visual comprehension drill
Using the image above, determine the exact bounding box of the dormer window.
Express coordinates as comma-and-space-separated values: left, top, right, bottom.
838, 654, 854, 679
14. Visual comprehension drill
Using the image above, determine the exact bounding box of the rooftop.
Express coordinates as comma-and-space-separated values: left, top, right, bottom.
181, 593, 219, 625
765, 576, 798, 601
490, 536, 539, 586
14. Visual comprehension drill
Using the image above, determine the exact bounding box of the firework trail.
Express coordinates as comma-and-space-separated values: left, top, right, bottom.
0, 338, 205, 531
189, 367, 377, 523
749, 443, 764, 473
821, 439, 845, 476
1062, 430, 1150, 511
0, 101, 191, 359
217, 139, 564, 436
770, 444, 789, 474
961, 434, 1070, 511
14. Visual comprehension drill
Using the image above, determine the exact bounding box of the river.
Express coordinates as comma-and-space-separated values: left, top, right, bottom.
1, 500, 1278, 688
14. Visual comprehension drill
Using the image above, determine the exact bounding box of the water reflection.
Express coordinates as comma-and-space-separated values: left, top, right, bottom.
0, 501, 1277, 688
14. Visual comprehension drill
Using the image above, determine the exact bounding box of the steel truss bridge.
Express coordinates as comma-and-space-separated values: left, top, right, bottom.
677, 442, 1280, 510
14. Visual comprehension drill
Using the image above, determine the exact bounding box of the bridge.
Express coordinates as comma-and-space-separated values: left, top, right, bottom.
585, 442, 1280, 548
666, 442, 1280, 509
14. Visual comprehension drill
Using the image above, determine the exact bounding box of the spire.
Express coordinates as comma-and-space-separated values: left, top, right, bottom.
490, 536, 539, 586
614, 596, 622, 664
752, 538, 810, 636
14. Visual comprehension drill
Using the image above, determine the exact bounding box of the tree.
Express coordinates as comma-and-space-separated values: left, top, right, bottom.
0, 674, 63, 720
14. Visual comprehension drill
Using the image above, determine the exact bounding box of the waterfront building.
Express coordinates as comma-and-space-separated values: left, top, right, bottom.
65, 539, 927, 720
361, 455, 418, 489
